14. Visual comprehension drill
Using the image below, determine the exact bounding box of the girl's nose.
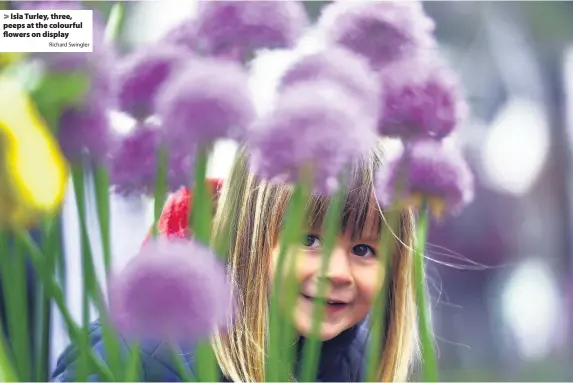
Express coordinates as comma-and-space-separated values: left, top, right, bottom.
326, 246, 352, 285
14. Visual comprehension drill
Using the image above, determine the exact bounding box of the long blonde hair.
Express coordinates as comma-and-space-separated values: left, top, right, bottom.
210, 142, 419, 382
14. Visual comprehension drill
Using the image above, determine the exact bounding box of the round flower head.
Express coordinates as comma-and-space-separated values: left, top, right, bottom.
278, 46, 382, 119
195, 1, 308, 61
316, 1, 435, 70
375, 139, 474, 218
116, 46, 194, 120
108, 238, 234, 341
156, 56, 255, 149
110, 121, 194, 196
249, 80, 377, 195
377, 54, 467, 140
58, 100, 115, 165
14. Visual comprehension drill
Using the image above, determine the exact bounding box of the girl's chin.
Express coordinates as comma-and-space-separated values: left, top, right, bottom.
291, 298, 351, 341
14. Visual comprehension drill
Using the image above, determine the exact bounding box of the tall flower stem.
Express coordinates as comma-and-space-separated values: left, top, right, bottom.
16, 232, 114, 381
0, 314, 17, 382
0, 234, 31, 381
414, 202, 438, 381
364, 209, 401, 381
299, 182, 345, 382
190, 146, 218, 382
71, 165, 123, 380
267, 175, 310, 381
34, 216, 59, 382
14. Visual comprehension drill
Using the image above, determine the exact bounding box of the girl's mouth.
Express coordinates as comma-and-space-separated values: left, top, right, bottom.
301, 293, 349, 313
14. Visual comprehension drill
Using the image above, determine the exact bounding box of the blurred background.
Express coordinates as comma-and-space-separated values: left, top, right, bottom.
9, 0, 571, 381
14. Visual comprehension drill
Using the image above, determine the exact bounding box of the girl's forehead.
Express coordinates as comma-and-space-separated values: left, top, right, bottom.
308, 194, 383, 242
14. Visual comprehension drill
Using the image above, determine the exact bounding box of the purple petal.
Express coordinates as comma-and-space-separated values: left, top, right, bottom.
108, 238, 234, 342
58, 101, 115, 165
249, 80, 377, 195
278, 46, 381, 119
195, 1, 308, 60
110, 121, 194, 196
317, 1, 435, 70
376, 139, 474, 216
377, 54, 467, 139
116, 46, 195, 120
156, 56, 255, 148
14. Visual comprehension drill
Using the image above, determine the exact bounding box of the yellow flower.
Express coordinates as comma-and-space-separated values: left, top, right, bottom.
0, 52, 26, 68
0, 76, 68, 228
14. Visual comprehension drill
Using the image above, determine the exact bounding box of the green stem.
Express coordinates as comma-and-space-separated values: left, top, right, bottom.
73, 166, 122, 379
70, 166, 94, 381
16, 232, 115, 381
364, 210, 400, 381
5, 236, 31, 381
93, 165, 112, 274
299, 183, 345, 382
0, 233, 18, 382
153, 145, 168, 235
104, 2, 125, 43
123, 342, 141, 382
0, 315, 17, 382
190, 146, 212, 244
34, 217, 58, 382
266, 178, 309, 381
170, 344, 195, 382
190, 146, 218, 382
414, 204, 438, 382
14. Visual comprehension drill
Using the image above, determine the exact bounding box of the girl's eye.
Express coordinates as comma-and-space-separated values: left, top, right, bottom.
352, 244, 376, 258
303, 234, 322, 249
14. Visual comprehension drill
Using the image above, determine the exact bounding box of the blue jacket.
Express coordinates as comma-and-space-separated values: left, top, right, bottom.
51, 320, 369, 382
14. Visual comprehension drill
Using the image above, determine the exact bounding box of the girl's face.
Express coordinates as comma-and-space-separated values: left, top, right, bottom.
269, 204, 385, 341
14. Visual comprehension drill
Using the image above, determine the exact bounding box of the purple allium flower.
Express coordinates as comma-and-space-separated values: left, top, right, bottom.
377, 54, 467, 140
195, 1, 308, 61
249, 80, 377, 195
156, 57, 255, 148
375, 139, 474, 218
160, 18, 198, 53
116, 46, 194, 121
110, 121, 194, 196
317, 1, 436, 70
58, 100, 115, 165
108, 238, 234, 341
278, 47, 381, 119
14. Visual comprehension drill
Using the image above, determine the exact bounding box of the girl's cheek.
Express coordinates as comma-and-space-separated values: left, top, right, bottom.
353, 262, 386, 303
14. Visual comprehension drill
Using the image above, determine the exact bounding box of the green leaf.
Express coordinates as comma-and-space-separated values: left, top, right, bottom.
299, 181, 346, 382
414, 203, 438, 382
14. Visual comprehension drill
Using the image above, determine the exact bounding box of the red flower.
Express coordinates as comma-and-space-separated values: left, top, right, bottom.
143, 179, 223, 244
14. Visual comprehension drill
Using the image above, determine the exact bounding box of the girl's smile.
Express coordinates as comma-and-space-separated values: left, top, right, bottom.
300, 293, 351, 314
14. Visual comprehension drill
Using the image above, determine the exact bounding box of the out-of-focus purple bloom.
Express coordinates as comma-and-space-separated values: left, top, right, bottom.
108, 238, 234, 341
161, 18, 198, 53
377, 54, 467, 140
58, 101, 115, 165
195, 1, 308, 61
317, 1, 435, 70
156, 57, 255, 148
116, 46, 194, 121
110, 121, 194, 196
249, 80, 377, 195
375, 139, 474, 218
278, 47, 381, 119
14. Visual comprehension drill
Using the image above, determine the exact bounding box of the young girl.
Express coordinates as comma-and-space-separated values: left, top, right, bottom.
52, 142, 419, 382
